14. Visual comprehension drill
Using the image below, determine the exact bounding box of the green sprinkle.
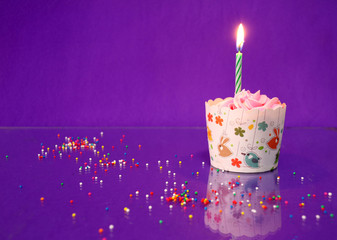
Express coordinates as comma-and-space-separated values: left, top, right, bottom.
276, 205, 279, 209
293, 172, 296, 175
233, 193, 236, 196
307, 194, 311, 197
61, 183, 64, 186
321, 205, 325, 208
6, 155, 9, 158
217, 169, 219, 173
126, 145, 128, 148
272, 196, 276, 200
330, 213, 334, 218
159, 220, 163, 224
195, 191, 198, 195
185, 181, 188, 184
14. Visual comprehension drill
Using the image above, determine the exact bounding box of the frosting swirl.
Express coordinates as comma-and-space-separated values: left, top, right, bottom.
222, 90, 285, 110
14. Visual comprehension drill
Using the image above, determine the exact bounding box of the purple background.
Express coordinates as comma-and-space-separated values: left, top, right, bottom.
0, 0, 336, 127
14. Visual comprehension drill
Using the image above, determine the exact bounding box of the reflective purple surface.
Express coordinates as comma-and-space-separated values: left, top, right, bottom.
1, 127, 336, 239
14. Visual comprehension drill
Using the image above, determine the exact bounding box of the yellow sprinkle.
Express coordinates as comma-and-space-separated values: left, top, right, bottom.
186, 190, 189, 193
97, 151, 100, 154
248, 203, 251, 207
189, 214, 193, 219
241, 211, 245, 215
76, 157, 78, 160
179, 161, 182, 164
99, 160, 102, 163
132, 158, 135, 161
238, 176, 240, 178
160, 166, 163, 170
260, 201, 263, 205
72, 213, 76, 218
196, 172, 199, 175
181, 202, 184, 206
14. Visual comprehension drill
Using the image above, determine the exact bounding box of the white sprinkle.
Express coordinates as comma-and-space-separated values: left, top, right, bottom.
79, 182, 83, 186
136, 191, 139, 196
146, 194, 149, 198
166, 160, 169, 163
251, 209, 257, 213
302, 215, 306, 220
316, 215, 320, 220
166, 181, 169, 185
95, 177, 98, 180
209, 183, 212, 186
109, 224, 114, 231
146, 163, 149, 167
173, 173, 176, 176
119, 175, 122, 178
161, 196, 164, 200
169, 205, 173, 209
220, 183, 224, 186
202, 162, 205, 165
174, 182, 176, 186
148, 205, 152, 210
255, 187, 259, 190
328, 192, 332, 196
301, 177, 304, 180
158, 160, 161, 164
164, 189, 168, 193
100, 131, 103, 136
100, 180, 103, 183
246, 200, 250, 203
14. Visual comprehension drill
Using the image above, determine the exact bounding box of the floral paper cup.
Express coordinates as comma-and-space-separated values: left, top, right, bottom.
205, 95, 286, 173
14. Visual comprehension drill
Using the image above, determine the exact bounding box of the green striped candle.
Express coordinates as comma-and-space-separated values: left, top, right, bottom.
235, 51, 242, 94
235, 24, 244, 94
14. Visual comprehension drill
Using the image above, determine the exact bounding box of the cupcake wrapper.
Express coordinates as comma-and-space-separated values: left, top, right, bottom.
205, 100, 286, 173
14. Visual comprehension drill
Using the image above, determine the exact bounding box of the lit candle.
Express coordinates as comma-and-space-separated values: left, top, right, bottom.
235, 24, 244, 94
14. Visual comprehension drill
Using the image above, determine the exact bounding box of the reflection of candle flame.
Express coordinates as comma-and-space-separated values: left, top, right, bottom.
236, 23, 244, 51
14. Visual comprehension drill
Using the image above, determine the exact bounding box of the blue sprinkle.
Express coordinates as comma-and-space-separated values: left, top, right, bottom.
289, 214, 293, 218
301, 197, 304, 200
194, 198, 197, 202
241, 194, 244, 198
105, 207, 109, 211
230, 205, 233, 209
175, 154, 177, 158
124, 153, 127, 155
19, 185, 23, 189
204, 207, 207, 210
324, 210, 327, 214
192, 172, 194, 175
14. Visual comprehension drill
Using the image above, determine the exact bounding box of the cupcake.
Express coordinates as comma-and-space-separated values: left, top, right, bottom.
205, 90, 286, 173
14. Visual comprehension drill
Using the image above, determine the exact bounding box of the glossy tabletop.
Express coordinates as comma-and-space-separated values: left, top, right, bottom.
0, 127, 336, 239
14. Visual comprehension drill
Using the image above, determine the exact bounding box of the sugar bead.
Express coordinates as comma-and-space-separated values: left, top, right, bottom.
109, 224, 114, 231
302, 215, 306, 220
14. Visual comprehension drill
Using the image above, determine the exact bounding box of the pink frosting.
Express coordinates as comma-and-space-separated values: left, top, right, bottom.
222, 90, 286, 110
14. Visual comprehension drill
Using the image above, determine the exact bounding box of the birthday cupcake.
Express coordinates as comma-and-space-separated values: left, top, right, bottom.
205, 90, 286, 173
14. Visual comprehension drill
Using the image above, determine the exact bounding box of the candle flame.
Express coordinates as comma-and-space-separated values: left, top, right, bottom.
236, 23, 244, 51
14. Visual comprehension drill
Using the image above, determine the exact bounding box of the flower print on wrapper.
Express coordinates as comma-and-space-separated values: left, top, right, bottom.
231, 158, 242, 168
258, 121, 268, 132
234, 127, 245, 137
215, 116, 223, 126
207, 113, 213, 122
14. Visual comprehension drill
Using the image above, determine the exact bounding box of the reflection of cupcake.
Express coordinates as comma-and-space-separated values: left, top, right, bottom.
204, 168, 281, 239
205, 90, 286, 173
